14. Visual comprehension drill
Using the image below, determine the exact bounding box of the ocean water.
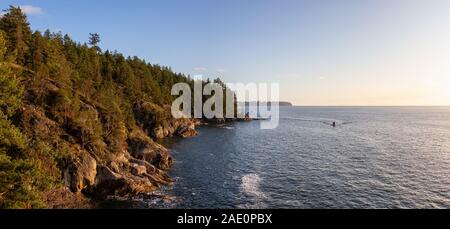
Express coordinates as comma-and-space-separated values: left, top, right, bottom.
133, 107, 450, 209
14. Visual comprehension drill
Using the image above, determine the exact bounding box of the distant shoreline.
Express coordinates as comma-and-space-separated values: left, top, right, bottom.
287, 105, 450, 108
239, 101, 293, 106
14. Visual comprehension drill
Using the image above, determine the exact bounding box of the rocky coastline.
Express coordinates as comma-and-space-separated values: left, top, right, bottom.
17, 80, 247, 208
0, 7, 249, 208
19, 103, 201, 207
70, 119, 201, 202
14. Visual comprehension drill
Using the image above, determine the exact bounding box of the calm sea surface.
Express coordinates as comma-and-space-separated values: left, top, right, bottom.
113, 107, 450, 209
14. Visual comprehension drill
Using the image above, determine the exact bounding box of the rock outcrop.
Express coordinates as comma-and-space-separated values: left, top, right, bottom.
127, 129, 173, 170
133, 100, 200, 139
65, 151, 97, 193
151, 119, 200, 139
17, 104, 191, 200
64, 148, 174, 199
176, 125, 199, 138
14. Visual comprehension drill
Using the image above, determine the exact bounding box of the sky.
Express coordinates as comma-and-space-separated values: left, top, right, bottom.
2, 0, 450, 106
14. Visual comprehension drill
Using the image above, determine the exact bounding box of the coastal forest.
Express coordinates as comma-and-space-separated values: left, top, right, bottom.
0, 6, 233, 208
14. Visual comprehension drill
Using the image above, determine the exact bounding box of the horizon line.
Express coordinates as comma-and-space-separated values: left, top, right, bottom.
289, 105, 450, 107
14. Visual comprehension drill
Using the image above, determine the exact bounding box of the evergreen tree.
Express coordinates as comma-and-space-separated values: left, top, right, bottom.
0, 6, 32, 65
88, 33, 101, 52
0, 6, 238, 208
0, 31, 24, 117
0, 31, 45, 209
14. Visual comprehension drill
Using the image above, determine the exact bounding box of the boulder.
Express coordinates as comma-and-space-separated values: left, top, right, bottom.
153, 152, 173, 170
148, 119, 201, 140
176, 126, 199, 138
109, 161, 121, 173
127, 130, 173, 170
131, 164, 147, 176
175, 120, 199, 138
151, 126, 165, 139
93, 166, 127, 197
166, 126, 175, 137
65, 152, 97, 193
163, 128, 169, 138
93, 166, 156, 197
129, 158, 173, 184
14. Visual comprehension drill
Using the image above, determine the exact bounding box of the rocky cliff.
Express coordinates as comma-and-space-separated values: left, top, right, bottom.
0, 7, 226, 208
18, 103, 199, 202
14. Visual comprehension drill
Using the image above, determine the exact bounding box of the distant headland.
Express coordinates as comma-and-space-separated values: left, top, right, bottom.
240, 101, 293, 107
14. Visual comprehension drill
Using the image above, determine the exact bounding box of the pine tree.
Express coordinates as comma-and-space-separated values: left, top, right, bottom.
0, 6, 32, 65
89, 33, 101, 52
1, 5, 238, 208
0, 31, 24, 117
29, 31, 45, 71
0, 31, 45, 209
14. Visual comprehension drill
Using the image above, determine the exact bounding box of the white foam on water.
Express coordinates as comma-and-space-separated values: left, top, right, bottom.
239, 174, 270, 208
241, 174, 268, 199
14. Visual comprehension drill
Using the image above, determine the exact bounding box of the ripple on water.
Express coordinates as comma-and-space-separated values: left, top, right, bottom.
162, 107, 450, 209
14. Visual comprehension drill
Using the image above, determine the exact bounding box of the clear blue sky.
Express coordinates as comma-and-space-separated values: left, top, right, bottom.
2, 0, 450, 105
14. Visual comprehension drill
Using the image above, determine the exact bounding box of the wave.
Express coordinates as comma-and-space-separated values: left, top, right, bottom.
239, 174, 269, 208
222, 126, 234, 130
240, 174, 268, 199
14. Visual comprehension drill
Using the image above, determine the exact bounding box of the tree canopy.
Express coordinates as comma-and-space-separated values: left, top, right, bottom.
0, 6, 236, 208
